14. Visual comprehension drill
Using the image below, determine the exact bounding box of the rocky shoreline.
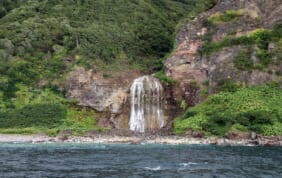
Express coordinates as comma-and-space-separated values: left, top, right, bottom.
0, 134, 281, 146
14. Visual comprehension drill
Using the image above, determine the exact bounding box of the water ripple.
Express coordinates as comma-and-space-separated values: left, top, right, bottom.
0, 143, 281, 178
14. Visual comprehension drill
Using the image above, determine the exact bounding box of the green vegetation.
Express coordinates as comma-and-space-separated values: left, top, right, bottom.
0, 0, 23, 18
200, 88, 208, 96
216, 78, 242, 93
154, 70, 176, 85
207, 9, 245, 25
200, 24, 282, 70
0, 0, 214, 66
0, 106, 100, 136
0, 85, 99, 135
173, 84, 282, 136
233, 48, 254, 70
62, 107, 100, 135
0, 0, 216, 135
180, 100, 188, 111
0, 104, 66, 128
200, 80, 209, 96
0, 0, 215, 99
201, 29, 270, 55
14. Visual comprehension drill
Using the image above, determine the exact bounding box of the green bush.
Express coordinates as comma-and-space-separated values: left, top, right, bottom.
216, 78, 242, 92
272, 23, 282, 41
0, 104, 66, 128
173, 85, 282, 136
0, 0, 23, 18
154, 70, 176, 85
174, 113, 208, 135
62, 107, 98, 135
234, 48, 254, 70
207, 9, 245, 25
256, 49, 273, 66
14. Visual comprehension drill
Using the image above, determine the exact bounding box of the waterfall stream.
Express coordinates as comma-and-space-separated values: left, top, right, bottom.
129, 76, 165, 133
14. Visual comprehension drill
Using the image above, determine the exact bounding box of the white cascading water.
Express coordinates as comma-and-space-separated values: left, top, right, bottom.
129, 75, 165, 133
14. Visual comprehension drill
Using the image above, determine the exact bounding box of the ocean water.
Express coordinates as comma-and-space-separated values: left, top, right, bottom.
0, 143, 281, 178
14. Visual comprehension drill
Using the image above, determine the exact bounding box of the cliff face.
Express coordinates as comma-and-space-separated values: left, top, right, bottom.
65, 67, 143, 129
65, 68, 173, 131
64, 0, 282, 131
165, 0, 282, 106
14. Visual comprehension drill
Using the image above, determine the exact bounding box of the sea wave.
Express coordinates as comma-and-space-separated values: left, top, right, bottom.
144, 166, 162, 171
179, 162, 198, 167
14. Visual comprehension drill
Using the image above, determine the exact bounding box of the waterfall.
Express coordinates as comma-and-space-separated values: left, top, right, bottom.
129, 75, 165, 133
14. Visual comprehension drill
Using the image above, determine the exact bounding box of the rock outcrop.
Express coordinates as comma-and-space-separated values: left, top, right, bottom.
65, 67, 142, 129
164, 0, 282, 105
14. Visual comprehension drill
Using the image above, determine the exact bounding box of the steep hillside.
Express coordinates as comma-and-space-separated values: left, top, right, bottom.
0, 0, 215, 134
2, 0, 281, 137
168, 0, 282, 136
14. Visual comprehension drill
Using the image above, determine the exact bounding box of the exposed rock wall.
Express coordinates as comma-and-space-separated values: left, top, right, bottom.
64, 67, 175, 131
165, 0, 282, 105
65, 67, 142, 129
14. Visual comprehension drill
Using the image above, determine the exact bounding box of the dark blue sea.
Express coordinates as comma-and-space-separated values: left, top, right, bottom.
0, 143, 281, 178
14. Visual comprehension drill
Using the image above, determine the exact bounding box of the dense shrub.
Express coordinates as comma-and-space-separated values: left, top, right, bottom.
216, 78, 242, 92
173, 85, 282, 136
0, 0, 215, 100
0, 0, 23, 18
0, 104, 66, 128
0, 0, 213, 61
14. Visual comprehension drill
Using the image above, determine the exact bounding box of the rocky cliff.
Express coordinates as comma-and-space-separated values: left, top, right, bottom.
65, 67, 143, 129
65, 68, 173, 132
165, 0, 282, 106
64, 0, 282, 132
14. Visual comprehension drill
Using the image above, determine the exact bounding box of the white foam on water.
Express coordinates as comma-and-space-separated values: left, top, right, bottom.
144, 166, 162, 171
180, 162, 198, 166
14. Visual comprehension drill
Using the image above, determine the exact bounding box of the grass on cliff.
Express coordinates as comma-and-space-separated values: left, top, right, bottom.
200, 23, 282, 70
154, 70, 176, 85
207, 9, 245, 25
173, 83, 282, 136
